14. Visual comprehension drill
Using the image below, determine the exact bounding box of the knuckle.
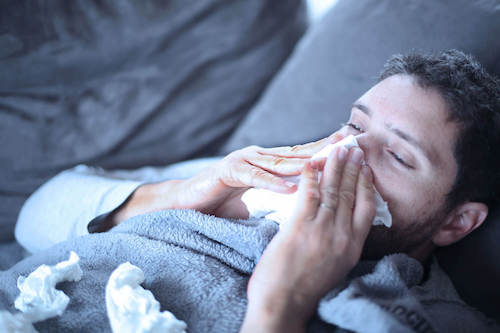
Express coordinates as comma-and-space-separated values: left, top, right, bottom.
344, 165, 360, 180
273, 157, 285, 166
331, 132, 343, 140
305, 171, 318, 183
321, 190, 339, 208
249, 167, 265, 179
304, 188, 320, 202
321, 185, 338, 199
339, 189, 355, 206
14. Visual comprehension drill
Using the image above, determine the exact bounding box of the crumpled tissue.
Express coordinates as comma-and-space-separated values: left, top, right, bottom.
14, 251, 83, 323
242, 135, 392, 227
106, 262, 187, 333
0, 251, 82, 333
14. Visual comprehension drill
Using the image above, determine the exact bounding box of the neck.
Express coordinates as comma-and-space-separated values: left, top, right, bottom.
407, 241, 435, 263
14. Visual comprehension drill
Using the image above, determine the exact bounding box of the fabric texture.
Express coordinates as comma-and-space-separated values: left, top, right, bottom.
0, 0, 306, 241
0, 241, 26, 271
0, 210, 498, 332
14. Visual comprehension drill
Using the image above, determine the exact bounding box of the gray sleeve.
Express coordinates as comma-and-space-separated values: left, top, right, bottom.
14, 165, 142, 254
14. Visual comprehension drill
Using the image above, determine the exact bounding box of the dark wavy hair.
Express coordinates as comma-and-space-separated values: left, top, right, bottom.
379, 49, 500, 213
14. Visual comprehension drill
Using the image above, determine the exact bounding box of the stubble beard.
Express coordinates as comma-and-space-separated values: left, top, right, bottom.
360, 207, 448, 261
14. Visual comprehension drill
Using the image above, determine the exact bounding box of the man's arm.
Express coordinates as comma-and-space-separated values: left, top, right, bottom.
97, 181, 251, 233
15, 165, 142, 253
94, 180, 182, 232
15, 135, 338, 253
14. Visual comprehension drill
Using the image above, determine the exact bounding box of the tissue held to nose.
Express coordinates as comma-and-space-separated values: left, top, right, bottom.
242, 135, 392, 227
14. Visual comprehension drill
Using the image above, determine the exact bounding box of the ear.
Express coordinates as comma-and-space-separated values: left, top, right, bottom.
432, 202, 488, 247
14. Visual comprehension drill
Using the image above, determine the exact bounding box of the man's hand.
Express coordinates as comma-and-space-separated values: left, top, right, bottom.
106, 134, 344, 229
181, 133, 343, 218
240, 145, 375, 333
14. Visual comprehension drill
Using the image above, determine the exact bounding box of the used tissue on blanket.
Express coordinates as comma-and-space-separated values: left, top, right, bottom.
0, 252, 82, 333
242, 135, 392, 227
106, 262, 187, 333
14, 251, 83, 323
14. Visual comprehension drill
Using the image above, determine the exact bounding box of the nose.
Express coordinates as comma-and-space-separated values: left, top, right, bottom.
353, 133, 378, 165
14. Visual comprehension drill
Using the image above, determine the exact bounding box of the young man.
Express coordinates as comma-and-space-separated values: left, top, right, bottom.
15, 50, 500, 332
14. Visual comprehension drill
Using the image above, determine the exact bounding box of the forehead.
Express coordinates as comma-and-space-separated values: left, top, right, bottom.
356, 74, 458, 168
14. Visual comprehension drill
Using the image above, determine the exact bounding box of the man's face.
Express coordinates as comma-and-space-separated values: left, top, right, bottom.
337, 74, 459, 259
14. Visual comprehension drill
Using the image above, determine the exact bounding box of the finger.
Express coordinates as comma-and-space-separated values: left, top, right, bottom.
334, 148, 364, 231
352, 164, 376, 241
259, 132, 344, 158
310, 157, 327, 172
245, 154, 307, 176
289, 161, 321, 224
315, 146, 348, 222
236, 164, 297, 193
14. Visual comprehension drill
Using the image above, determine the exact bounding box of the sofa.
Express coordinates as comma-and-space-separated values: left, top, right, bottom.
1, 0, 499, 325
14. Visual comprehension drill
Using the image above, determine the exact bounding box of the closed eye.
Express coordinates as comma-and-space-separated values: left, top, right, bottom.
342, 122, 414, 169
342, 122, 363, 132
389, 151, 413, 169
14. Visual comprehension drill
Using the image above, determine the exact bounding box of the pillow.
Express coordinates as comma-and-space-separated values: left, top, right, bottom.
221, 0, 500, 152
220, 0, 500, 323
0, 0, 306, 240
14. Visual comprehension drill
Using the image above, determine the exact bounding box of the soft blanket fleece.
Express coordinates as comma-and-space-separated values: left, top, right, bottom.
0, 210, 498, 332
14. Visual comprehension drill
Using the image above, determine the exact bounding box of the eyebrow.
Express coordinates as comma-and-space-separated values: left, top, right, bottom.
352, 102, 435, 162
353, 103, 371, 116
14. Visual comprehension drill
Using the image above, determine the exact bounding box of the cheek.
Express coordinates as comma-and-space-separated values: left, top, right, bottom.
371, 170, 444, 228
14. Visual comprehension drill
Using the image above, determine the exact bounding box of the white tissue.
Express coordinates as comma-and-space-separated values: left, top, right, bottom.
242, 135, 392, 227
106, 262, 187, 333
0, 311, 37, 333
14, 251, 83, 323
2, 252, 82, 333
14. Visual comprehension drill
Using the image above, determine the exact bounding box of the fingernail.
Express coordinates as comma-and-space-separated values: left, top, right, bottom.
338, 147, 347, 161
351, 148, 364, 164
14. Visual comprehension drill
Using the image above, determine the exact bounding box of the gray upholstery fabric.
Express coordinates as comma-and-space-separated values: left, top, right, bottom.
221, 0, 500, 152
0, 0, 306, 240
220, 0, 500, 324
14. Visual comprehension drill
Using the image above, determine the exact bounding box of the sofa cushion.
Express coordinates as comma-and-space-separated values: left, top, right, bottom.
220, 0, 500, 323
0, 0, 306, 240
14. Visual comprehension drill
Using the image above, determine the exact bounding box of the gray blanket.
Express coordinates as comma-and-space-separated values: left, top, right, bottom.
0, 210, 498, 332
